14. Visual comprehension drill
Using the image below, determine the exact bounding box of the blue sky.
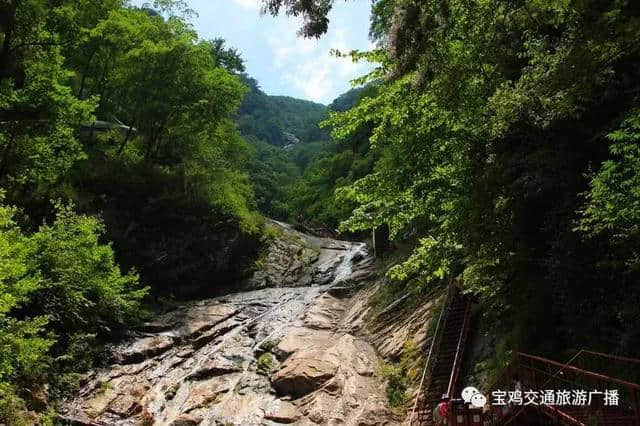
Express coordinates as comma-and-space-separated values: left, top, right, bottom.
166, 1, 374, 104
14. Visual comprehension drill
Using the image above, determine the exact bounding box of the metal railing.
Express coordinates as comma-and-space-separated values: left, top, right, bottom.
486, 352, 640, 426
446, 295, 473, 399
408, 283, 457, 425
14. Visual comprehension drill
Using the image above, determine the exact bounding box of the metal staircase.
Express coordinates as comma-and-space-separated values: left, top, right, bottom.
413, 284, 473, 425
407, 284, 640, 426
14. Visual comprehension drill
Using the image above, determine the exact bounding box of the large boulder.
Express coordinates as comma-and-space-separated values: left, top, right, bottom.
272, 352, 338, 397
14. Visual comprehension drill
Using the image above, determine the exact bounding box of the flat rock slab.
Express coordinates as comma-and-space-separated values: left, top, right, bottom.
272, 354, 338, 397
114, 335, 175, 364
187, 354, 243, 380
170, 413, 200, 425
275, 327, 334, 359
60, 225, 402, 425
264, 400, 301, 423
156, 303, 237, 339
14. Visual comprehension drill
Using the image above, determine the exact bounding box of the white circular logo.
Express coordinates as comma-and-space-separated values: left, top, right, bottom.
470, 393, 487, 408
462, 386, 480, 403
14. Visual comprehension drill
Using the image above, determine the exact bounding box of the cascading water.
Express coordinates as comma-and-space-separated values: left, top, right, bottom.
60, 223, 397, 426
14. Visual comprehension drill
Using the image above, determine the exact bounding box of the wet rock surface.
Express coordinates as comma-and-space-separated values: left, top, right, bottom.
60, 222, 401, 425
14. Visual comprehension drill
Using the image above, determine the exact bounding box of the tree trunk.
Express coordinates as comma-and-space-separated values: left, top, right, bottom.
78, 48, 97, 99
145, 120, 168, 165
144, 131, 156, 165
95, 50, 114, 111
0, 1, 17, 78
0, 126, 17, 179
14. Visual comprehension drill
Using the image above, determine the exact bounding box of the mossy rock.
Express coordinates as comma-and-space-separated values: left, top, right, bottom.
256, 353, 279, 376
258, 339, 276, 352
164, 383, 179, 400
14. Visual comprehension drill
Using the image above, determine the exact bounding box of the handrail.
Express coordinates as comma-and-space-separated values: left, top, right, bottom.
517, 352, 640, 390
407, 283, 456, 424
487, 350, 640, 426
446, 296, 472, 398
522, 352, 640, 426
530, 348, 640, 389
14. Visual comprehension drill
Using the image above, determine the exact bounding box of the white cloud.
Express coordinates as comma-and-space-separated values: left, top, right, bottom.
230, 0, 261, 10
267, 18, 319, 67
281, 47, 369, 103
285, 59, 333, 102
273, 45, 294, 65
331, 28, 349, 52
263, 13, 373, 103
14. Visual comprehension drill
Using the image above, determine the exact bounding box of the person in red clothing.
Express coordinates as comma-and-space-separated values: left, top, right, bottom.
433, 394, 451, 425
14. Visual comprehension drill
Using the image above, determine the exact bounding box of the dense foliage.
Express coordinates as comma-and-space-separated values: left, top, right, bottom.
0, 0, 262, 420
62, 2, 262, 296
287, 86, 378, 228
236, 75, 335, 219
267, 0, 640, 361
0, 197, 147, 423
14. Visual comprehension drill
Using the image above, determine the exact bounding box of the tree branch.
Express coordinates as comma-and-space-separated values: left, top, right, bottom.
9, 39, 73, 52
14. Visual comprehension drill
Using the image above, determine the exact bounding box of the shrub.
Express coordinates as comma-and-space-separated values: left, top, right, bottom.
380, 363, 407, 408
0, 197, 148, 419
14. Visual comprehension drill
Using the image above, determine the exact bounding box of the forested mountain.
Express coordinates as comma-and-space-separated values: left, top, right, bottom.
237, 81, 376, 225
234, 76, 333, 218
237, 75, 329, 147
286, 85, 378, 228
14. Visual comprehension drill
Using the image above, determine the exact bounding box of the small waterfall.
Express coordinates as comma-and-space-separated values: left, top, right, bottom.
331, 242, 367, 285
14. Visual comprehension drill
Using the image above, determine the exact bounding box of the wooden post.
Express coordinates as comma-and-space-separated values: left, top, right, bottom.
372, 227, 376, 258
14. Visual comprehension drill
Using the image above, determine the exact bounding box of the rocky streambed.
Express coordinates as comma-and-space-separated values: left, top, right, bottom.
60, 222, 433, 426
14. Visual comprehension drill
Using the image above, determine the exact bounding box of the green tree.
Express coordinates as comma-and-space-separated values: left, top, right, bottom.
0, 195, 147, 421
580, 108, 640, 270
62, 3, 262, 296
0, 0, 96, 204
0, 200, 52, 424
